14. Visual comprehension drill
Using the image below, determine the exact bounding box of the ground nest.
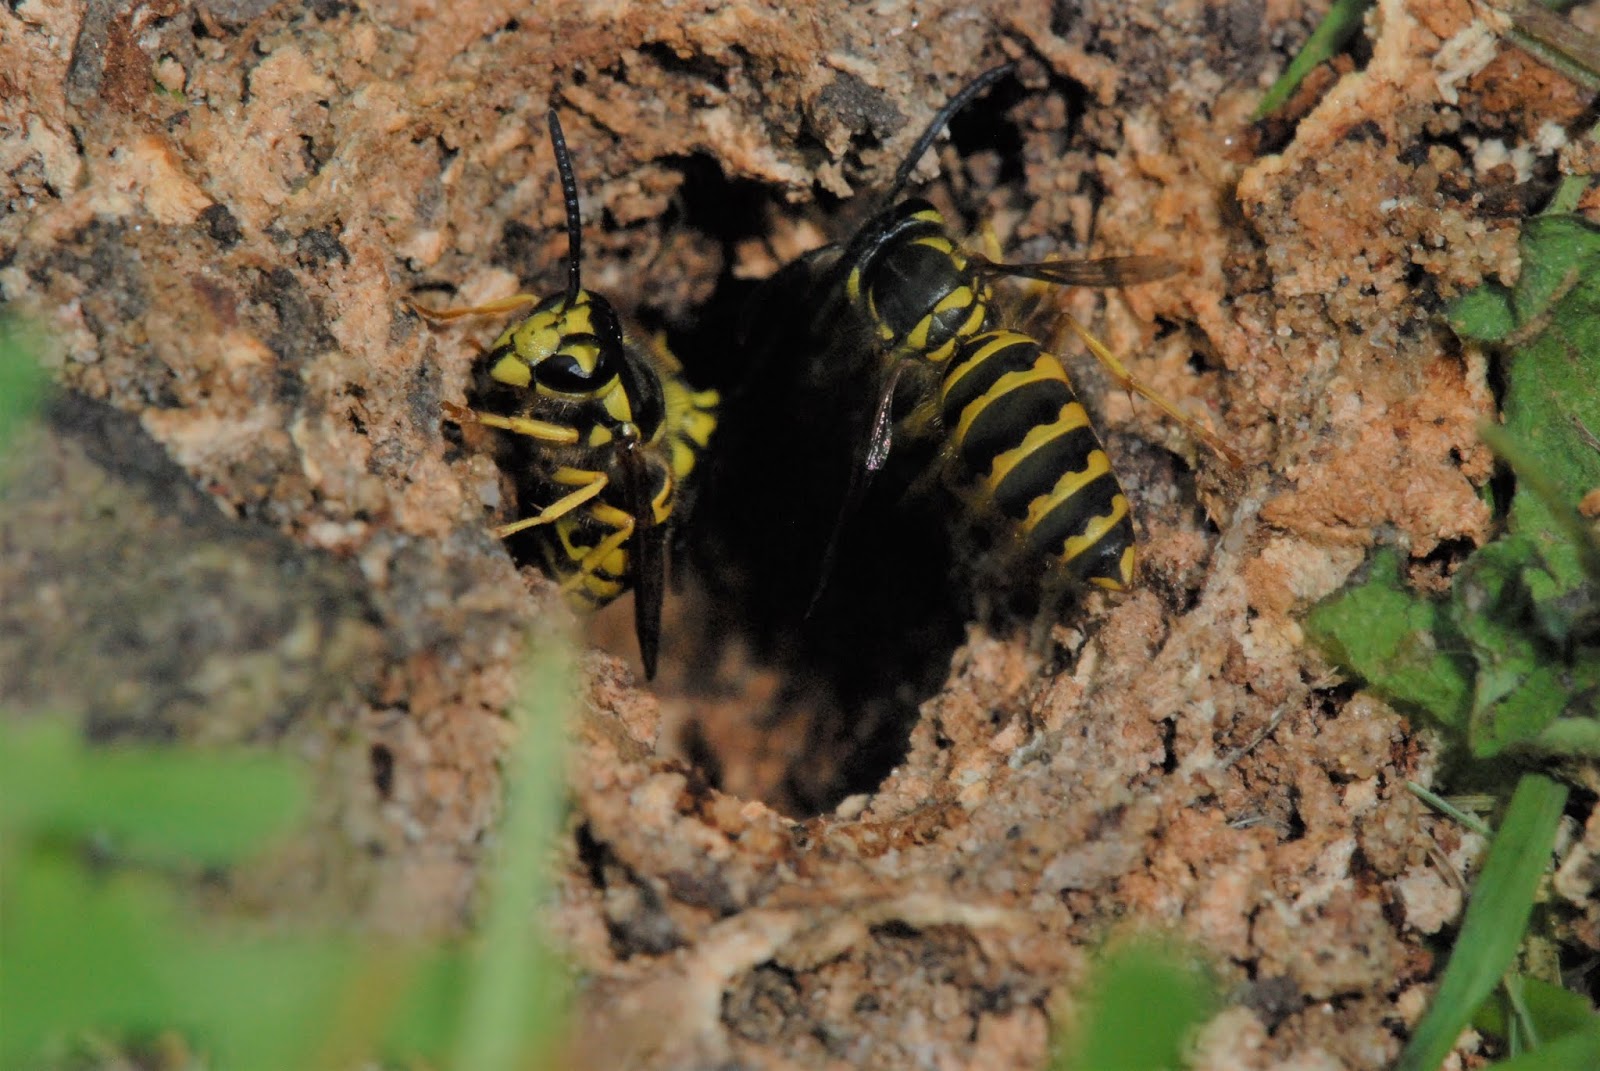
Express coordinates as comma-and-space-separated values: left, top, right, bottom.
4, 0, 1599, 1067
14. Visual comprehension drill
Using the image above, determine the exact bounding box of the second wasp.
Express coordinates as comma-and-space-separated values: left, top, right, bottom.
695, 64, 1239, 649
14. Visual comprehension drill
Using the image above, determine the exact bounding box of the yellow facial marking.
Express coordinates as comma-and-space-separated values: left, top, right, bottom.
601, 386, 633, 423
490, 353, 531, 387
506, 315, 562, 363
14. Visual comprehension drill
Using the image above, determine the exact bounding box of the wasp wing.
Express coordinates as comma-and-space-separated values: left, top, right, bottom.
615, 437, 666, 680
974, 254, 1180, 289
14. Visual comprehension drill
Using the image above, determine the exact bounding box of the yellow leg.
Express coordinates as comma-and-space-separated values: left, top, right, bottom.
558, 511, 635, 593
493, 473, 609, 539
645, 331, 685, 374
896, 395, 943, 441
1059, 313, 1244, 468
441, 401, 580, 445
978, 221, 1004, 263
407, 293, 544, 323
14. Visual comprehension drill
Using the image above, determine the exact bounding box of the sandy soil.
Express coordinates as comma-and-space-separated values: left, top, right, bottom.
4, 0, 1597, 1067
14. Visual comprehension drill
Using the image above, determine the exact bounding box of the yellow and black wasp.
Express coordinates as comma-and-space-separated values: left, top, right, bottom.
701, 64, 1236, 647
413, 111, 718, 679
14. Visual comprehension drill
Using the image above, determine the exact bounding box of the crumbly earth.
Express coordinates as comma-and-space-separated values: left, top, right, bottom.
4, 0, 1597, 1068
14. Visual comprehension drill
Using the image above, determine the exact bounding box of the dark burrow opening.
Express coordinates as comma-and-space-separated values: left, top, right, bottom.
634, 150, 972, 818
641, 86, 1041, 816
584, 69, 1159, 817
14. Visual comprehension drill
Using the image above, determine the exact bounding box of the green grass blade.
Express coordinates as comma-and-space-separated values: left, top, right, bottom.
450, 637, 576, 1071
1405, 782, 1493, 838
1253, 0, 1374, 120
0, 314, 49, 474
1397, 773, 1569, 1071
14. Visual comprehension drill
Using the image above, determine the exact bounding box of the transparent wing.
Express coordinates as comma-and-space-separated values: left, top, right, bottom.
974, 254, 1180, 289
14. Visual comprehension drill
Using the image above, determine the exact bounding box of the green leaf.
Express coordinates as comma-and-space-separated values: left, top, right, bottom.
1481, 1021, 1600, 1071
1508, 974, 1598, 1049
1497, 217, 1600, 591
0, 720, 307, 866
1305, 548, 1474, 731
1527, 714, 1600, 758
1, 851, 173, 1064
1445, 538, 1598, 757
1474, 660, 1600, 759
1398, 773, 1569, 1071
1053, 941, 1218, 1071
1508, 215, 1600, 328
1422, 212, 1600, 759
1449, 284, 1518, 343
0, 843, 360, 1071
1474, 974, 1598, 1052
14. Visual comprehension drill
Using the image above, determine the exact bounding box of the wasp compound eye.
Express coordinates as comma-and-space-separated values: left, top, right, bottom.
535, 347, 616, 392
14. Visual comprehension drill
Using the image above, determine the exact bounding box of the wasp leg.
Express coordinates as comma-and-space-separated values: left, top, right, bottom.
406, 293, 544, 322
493, 471, 609, 539
1030, 569, 1082, 656
559, 505, 635, 592
557, 504, 665, 680
442, 401, 581, 446
1056, 313, 1244, 467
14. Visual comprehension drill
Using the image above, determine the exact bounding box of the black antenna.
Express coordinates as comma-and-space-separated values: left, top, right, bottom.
547, 110, 584, 309
884, 63, 1015, 205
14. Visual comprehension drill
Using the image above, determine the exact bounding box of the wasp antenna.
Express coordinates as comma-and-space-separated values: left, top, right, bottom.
884, 62, 1015, 205
547, 109, 584, 310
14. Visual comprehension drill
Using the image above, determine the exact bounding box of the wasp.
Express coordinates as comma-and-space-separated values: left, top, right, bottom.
713, 64, 1237, 628
412, 111, 718, 679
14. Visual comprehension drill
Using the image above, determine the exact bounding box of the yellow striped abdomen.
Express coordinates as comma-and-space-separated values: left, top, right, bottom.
938, 330, 1135, 591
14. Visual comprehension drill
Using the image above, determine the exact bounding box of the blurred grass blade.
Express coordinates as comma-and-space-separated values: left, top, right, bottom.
450, 638, 577, 1071
1406, 782, 1494, 838
0, 314, 49, 467
1397, 773, 1569, 1071
1253, 0, 1373, 119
